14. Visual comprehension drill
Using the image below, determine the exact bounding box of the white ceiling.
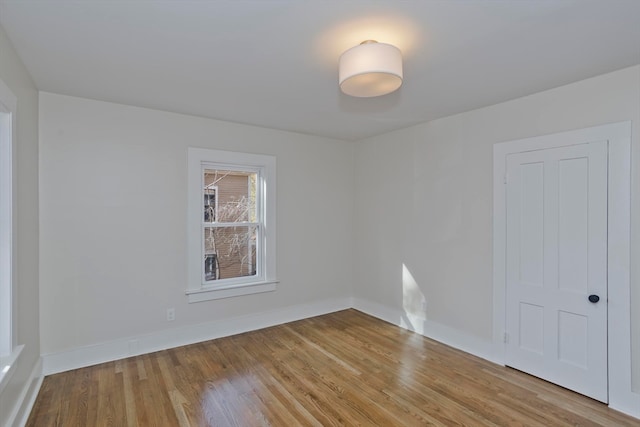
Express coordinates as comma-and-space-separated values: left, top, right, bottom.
1, 1, 639, 141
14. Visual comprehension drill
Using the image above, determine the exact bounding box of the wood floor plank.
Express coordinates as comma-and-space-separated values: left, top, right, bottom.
25, 309, 639, 426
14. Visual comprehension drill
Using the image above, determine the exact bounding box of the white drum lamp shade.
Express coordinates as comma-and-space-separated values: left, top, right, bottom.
339, 40, 403, 97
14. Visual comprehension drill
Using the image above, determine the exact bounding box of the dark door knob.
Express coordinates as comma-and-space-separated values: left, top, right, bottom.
588, 294, 600, 303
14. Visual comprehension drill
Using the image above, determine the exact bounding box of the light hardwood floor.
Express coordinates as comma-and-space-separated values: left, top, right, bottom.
26, 309, 637, 426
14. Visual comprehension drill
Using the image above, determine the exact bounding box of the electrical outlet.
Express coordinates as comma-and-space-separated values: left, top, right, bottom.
166, 308, 175, 321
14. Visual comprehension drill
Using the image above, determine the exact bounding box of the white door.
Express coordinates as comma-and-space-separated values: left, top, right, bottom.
505, 140, 608, 402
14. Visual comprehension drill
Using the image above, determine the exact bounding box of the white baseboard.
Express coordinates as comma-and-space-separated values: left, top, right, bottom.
43, 297, 352, 375
351, 297, 502, 365
8, 357, 43, 427
609, 390, 640, 420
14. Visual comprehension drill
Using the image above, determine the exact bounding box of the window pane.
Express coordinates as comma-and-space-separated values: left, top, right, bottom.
204, 225, 257, 281
204, 169, 256, 223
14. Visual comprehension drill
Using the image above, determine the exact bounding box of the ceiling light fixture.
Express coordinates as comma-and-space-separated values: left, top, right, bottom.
338, 40, 403, 97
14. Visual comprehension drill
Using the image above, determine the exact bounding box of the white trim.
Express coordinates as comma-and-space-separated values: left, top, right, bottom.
0, 344, 23, 394
351, 298, 501, 365
5, 357, 43, 427
0, 76, 16, 358
186, 280, 277, 302
493, 121, 638, 417
187, 148, 277, 303
42, 297, 351, 375
606, 125, 638, 418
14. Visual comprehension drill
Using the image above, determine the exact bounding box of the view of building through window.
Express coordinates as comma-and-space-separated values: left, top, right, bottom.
203, 169, 258, 282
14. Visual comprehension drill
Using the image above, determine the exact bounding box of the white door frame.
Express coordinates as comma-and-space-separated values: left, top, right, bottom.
493, 122, 636, 416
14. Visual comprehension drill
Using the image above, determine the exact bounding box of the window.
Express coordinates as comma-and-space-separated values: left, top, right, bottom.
187, 148, 276, 302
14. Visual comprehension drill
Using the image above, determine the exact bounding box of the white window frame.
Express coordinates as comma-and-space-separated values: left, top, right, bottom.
187, 148, 277, 303
0, 76, 22, 394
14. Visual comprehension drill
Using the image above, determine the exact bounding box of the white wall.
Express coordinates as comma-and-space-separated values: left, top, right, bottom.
39, 93, 354, 357
0, 25, 41, 426
354, 66, 640, 390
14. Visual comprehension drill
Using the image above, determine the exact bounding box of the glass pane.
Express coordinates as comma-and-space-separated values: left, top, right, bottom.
204, 225, 257, 281
204, 169, 257, 223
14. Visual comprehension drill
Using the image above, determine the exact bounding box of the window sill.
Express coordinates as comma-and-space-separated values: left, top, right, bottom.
186, 280, 278, 303
0, 344, 24, 395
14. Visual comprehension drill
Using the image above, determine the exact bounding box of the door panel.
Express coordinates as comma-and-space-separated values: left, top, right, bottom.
558, 157, 589, 293
519, 162, 544, 286
519, 303, 544, 354
505, 141, 608, 402
558, 310, 588, 368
